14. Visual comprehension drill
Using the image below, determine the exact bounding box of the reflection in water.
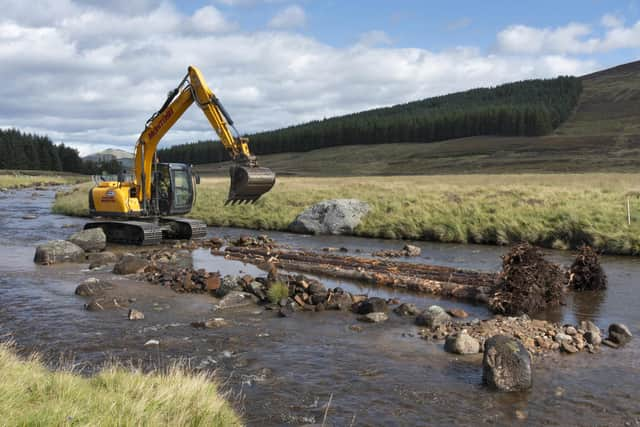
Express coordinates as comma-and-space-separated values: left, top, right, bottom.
571, 289, 607, 322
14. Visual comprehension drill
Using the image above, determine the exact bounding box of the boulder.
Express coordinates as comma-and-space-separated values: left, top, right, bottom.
326, 292, 353, 310
69, 228, 106, 252
355, 297, 388, 314
308, 281, 327, 295
403, 244, 421, 257
444, 331, 480, 354
113, 254, 149, 275
128, 309, 145, 320
415, 305, 451, 329
447, 308, 469, 318
584, 330, 602, 346
34, 240, 85, 265
482, 335, 532, 391
215, 275, 242, 298
215, 291, 258, 310
75, 278, 114, 297
288, 199, 370, 235
607, 323, 633, 345
87, 251, 117, 269
358, 312, 389, 323
394, 303, 419, 316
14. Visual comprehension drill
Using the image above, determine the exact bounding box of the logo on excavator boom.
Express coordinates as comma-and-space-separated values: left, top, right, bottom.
148, 107, 174, 139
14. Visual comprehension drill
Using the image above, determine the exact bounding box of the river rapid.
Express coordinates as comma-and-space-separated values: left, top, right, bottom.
0, 187, 638, 426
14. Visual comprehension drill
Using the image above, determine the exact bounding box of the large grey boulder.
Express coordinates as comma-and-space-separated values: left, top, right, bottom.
288, 199, 370, 235
482, 335, 532, 391
34, 240, 85, 265
415, 305, 451, 329
68, 228, 106, 252
607, 323, 633, 345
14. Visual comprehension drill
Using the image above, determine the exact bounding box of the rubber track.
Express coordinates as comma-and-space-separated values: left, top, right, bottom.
85, 221, 163, 245
162, 217, 207, 240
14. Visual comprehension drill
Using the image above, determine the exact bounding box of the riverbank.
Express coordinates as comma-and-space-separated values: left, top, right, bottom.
0, 342, 241, 426
0, 170, 86, 189
52, 173, 640, 255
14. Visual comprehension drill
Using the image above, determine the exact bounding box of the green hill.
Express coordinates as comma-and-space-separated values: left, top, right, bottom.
182, 61, 639, 176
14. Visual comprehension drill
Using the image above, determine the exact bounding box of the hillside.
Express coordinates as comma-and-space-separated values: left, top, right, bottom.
83, 148, 133, 161
195, 60, 640, 176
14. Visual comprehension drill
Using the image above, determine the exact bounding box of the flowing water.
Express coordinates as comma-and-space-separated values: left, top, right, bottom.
0, 187, 638, 426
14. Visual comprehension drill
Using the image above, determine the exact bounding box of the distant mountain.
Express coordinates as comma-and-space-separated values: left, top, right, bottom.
84, 148, 134, 170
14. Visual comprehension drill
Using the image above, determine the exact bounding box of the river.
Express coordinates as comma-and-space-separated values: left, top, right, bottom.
0, 187, 638, 426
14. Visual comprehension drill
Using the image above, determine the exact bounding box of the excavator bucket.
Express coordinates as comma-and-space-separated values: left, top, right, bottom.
226, 164, 276, 204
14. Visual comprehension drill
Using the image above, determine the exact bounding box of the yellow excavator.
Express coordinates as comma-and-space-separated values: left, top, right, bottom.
84, 65, 276, 245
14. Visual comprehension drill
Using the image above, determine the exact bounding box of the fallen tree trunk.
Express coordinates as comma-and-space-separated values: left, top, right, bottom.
216, 246, 498, 304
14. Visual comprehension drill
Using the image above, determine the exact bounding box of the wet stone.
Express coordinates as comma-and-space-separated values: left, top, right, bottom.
128, 309, 145, 320
355, 297, 388, 314
607, 323, 632, 345
358, 312, 389, 323
415, 305, 451, 329
75, 278, 114, 297
482, 335, 532, 392
394, 303, 419, 316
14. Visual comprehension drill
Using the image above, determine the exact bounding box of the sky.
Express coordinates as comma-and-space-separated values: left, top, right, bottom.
1, 0, 639, 155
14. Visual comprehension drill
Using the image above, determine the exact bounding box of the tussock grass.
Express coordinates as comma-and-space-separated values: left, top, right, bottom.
267, 281, 290, 303
0, 342, 242, 426
53, 174, 640, 255
0, 171, 85, 189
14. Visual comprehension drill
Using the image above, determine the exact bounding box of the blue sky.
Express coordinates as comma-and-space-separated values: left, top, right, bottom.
0, 0, 638, 154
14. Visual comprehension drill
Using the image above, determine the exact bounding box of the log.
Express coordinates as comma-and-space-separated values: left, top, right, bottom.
217, 246, 497, 304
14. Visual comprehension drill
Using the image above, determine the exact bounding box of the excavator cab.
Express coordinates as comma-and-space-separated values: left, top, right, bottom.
152, 163, 196, 216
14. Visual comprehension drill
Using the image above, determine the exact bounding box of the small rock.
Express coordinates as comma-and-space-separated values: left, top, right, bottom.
565, 326, 578, 336
144, 339, 159, 346
113, 254, 149, 275
561, 341, 579, 354
349, 325, 363, 332
22, 214, 38, 220
308, 281, 327, 295
85, 296, 129, 311
444, 331, 480, 354
607, 323, 632, 345
74, 278, 113, 297
579, 320, 601, 335
69, 228, 107, 252
358, 312, 388, 323
403, 244, 421, 257
205, 274, 221, 291
86, 251, 117, 268
554, 333, 573, 344
447, 308, 469, 318
415, 305, 451, 329
394, 303, 419, 316
354, 297, 388, 314
482, 335, 532, 392
215, 275, 242, 298
216, 291, 258, 310
584, 330, 602, 346
128, 309, 145, 320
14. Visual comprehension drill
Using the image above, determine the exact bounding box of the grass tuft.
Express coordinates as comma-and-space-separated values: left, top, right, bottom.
0, 341, 242, 426
267, 281, 290, 303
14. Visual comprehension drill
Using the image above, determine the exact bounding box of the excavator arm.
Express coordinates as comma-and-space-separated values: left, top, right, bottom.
133, 65, 275, 208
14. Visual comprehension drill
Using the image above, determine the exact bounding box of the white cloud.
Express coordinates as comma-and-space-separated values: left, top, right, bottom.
268, 5, 306, 29
497, 15, 640, 54
357, 30, 392, 47
0, 2, 617, 156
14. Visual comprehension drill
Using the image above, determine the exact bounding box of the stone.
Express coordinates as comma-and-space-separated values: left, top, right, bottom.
580, 320, 600, 335
415, 305, 451, 329
394, 303, 419, 316
144, 339, 159, 346
85, 296, 129, 311
607, 323, 633, 345
113, 254, 149, 275
565, 326, 577, 336
584, 330, 602, 346
444, 331, 480, 354
68, 228, 106, 252
86, 251, 117, 268
602, 339, 619, 348
75, 278, 113, 297
327, 293, 353, 310
22, 214, 38, 220
216, 291, 258, 310
355, 297, 388, 314
403, 244, 421, 257
215, 275, 242, 298
482, 335, 532, 392
205, 274, 221, 291
288, 199, 371, 235
447, 308, 469, 318
561, 341, 579, 354
192, 318, 229, 329
128, 309, 144, 320
358, 312, 389, 323
554, 333, 573, 344
308, 281, 327, 295
34, 240, 85, 265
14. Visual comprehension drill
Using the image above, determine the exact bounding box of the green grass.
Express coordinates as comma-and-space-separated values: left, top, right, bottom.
267, 282, 290, 303
54, 174, 640, 255
0, 342, 242, 426
0, 170, 86, 189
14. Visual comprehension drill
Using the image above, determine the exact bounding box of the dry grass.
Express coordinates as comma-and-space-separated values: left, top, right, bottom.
0, 341, 242, 426
0, 170, 86, 189
54, 173, 640, 255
